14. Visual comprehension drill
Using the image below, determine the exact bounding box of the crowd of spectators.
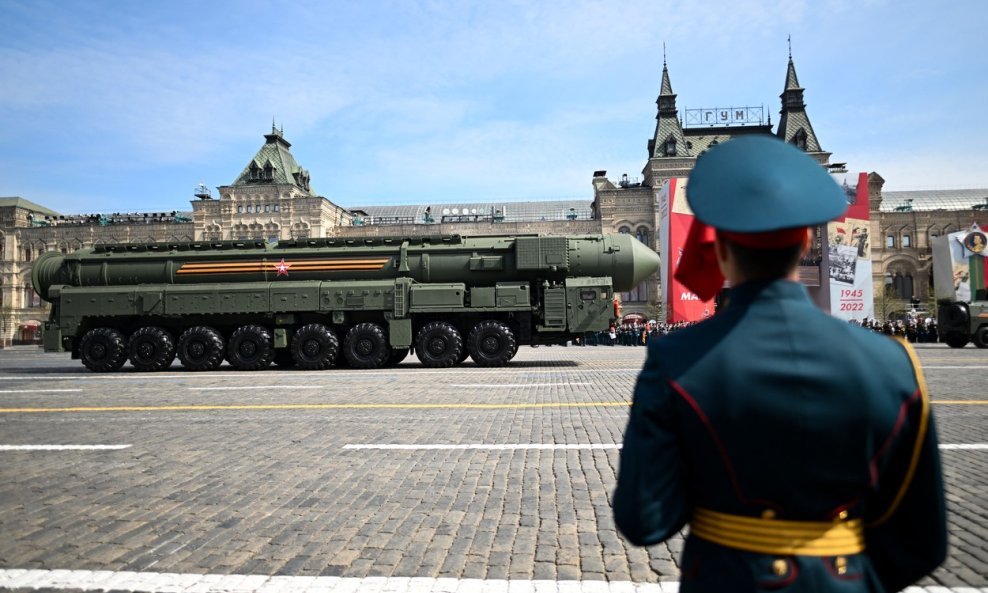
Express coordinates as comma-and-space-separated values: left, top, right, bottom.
27, 211, 192, 227
852, 317, 940, 343
573, 316, 941, 347
574, 321, 698, 346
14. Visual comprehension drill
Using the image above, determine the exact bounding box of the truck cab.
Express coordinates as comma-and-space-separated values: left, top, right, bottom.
932, 233, 988, 348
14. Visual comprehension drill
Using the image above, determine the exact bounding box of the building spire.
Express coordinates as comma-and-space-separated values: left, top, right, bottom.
659, 49, 674, 99
649, 50, 688, 159
776, 45, 825, 157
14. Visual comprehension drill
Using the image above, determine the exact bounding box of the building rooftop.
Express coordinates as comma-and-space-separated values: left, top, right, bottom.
350, 199, 594, 225
880, 189, 988, 213
0, 196, 61, 217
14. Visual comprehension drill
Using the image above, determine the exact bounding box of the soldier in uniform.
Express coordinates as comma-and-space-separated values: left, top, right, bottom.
613, 136, 946, 592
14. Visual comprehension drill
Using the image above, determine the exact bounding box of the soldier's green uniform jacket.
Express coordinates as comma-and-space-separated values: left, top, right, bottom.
614, 279, 947, 592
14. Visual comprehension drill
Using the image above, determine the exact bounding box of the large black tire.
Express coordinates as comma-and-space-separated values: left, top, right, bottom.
973, 326, 988, 349
467, 320, 517, 367
79, 328, 127, 373
415, 321, 463, 368
226, 325, 274, 371
386, 348, 410, 367
944, 332, 969, 348
343, 323, 391, 369
508, 339, 520, 360
291, 324, 340, 370
177, 326, 225, 371
127, 326, 176, 372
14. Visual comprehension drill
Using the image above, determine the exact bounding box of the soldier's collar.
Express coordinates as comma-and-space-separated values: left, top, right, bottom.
724, 279, 809, 309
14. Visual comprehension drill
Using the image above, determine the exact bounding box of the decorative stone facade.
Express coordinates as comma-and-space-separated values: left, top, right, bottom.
2, 58, 986, 346
867, 177, 988, 314
590, 54, 842, 319
191, 127, 349, 242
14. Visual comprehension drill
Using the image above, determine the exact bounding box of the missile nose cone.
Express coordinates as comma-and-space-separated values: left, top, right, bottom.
629, 236, 661, 288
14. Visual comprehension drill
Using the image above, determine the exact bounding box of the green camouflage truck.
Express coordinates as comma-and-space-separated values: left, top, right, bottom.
32, 233, 660, 371
931, 232, 988, 348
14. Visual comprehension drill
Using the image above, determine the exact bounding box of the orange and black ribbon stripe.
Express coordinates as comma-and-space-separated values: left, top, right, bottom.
175, 258, 390, 275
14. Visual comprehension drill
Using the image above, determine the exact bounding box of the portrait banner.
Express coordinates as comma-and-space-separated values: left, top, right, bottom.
829, 173, 873, 320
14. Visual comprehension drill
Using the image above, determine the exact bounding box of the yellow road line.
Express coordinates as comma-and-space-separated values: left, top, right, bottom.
0, 400, 984, 415
0, 402, 632, 414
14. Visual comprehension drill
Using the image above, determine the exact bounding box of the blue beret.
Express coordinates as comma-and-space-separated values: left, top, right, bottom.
686, 136, 848, 233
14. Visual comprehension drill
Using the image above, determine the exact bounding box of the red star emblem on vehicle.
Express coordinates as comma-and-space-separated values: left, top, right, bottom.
275, 258, 291, 277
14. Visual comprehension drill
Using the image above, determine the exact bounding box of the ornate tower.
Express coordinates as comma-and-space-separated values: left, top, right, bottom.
642, 56, 694, 188
775, 49, 831, 165
191, 125, 349, 241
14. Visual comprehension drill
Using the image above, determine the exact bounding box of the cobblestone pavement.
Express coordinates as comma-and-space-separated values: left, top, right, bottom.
0, 343, 984, 592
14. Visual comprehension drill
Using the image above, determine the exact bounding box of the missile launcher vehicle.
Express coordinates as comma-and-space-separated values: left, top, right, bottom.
32, 233, 661, 371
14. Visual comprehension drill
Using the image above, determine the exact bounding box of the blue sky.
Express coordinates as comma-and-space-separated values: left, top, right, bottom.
0, 0, 986, 214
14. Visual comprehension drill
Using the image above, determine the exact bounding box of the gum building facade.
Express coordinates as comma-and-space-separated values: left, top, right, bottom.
2, 56, 986, 346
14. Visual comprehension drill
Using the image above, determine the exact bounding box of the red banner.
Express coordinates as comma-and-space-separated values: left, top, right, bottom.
658, 177, 717, 323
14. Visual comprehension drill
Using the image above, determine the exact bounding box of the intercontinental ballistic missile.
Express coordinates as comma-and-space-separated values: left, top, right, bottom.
33, 233, 660, 373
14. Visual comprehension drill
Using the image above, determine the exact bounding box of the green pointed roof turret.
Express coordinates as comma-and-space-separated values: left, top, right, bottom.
650, 49, 689, 158
776, 45, 824, 155
231, 126, 315, 195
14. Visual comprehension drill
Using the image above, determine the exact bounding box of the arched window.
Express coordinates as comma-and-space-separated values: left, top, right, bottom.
635, 227, 650, 247
892, 272, 914, 300
792, 128, 808, 151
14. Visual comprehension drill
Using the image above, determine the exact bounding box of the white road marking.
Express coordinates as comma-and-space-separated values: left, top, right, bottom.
344, 443, 622, 450
449, 383, 591, 388
0, 444, 131, 451
0, 368, 645, 381
188, 385, 324, 391
0, 570, 982, 592
0, 389, 82, 393
344, 443, 986, 452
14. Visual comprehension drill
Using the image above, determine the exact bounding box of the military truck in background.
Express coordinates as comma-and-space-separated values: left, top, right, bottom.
931, 231, 988, 348
32, 233, 661, 371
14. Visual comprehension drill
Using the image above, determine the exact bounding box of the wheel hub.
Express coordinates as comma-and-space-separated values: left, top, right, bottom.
356, 338, 374, 356
303, 339, 321, 357
481, 335, 500, 354
188, 342, 205, 358
428, 337, 447, 355
137, 342, 155, 360
239, 341, 257, 357
91, 343, 107, 359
